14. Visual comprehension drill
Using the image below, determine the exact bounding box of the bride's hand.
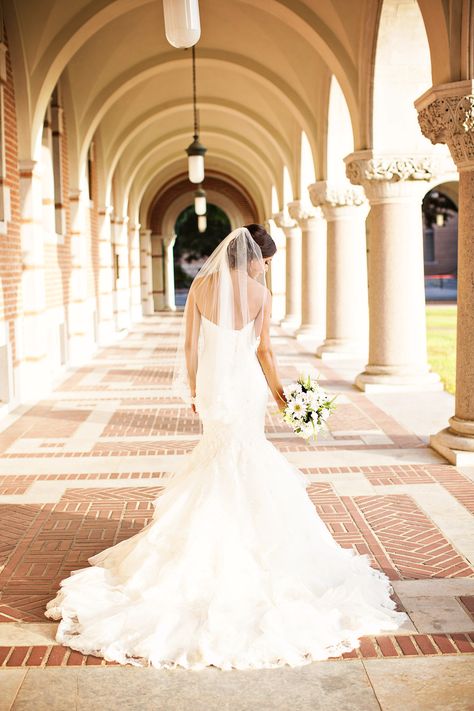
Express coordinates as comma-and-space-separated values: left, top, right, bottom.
275, 387, 287, 411
190, 391, 197, 414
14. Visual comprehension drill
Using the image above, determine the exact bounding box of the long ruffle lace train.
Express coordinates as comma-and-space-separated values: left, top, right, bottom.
44, 314, 408, 669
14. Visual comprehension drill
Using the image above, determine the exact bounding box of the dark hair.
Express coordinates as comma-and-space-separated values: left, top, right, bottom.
243, 223, 277, 258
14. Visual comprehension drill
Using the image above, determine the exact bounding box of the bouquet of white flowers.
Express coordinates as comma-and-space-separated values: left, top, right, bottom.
280, 373, 338, 441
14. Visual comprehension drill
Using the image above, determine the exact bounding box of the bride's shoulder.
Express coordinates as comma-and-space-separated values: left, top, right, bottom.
251, 279, 272, 301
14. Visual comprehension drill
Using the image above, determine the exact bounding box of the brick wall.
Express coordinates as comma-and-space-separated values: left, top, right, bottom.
44, 108, 72, 312
1, 29, 22, 367
88, 150, 100, 305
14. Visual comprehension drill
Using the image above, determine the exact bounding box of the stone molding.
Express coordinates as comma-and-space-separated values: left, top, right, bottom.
344, 152, 435, 185
287, 200, 322, 228
415, 80, 474, 171
308, 181, 367, 209
163, 234, 176, 249
272, 210, 297, 231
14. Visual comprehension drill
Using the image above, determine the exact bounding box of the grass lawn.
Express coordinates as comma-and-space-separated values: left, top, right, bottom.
426, 304, 457, 394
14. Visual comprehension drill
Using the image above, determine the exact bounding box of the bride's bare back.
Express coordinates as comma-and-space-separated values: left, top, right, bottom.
191, 270, 267, 329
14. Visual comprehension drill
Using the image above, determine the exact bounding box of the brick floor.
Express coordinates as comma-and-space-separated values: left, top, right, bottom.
0, 312, 473, 675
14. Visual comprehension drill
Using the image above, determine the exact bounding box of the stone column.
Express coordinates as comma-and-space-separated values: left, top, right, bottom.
163, 235, 177, 311
17, 160, 50, 399
128, 221, 142, 322
112, 215, 131, 331
309, 182, 369, 358
265, 217, 286, 323
140, 228, 154, 315
288, 200, 327, 342
68, 189, 94, 363
273, 211, 301, 329
151, 234, 165, 310
97, 205, 115, 343
415, 81, 474, 463
344, 152, 442, 392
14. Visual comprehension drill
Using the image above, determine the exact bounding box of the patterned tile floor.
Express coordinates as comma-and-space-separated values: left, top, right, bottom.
0, 313, 473, 710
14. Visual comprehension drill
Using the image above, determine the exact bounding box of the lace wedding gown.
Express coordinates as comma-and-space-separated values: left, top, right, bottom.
45, 313, 408, 670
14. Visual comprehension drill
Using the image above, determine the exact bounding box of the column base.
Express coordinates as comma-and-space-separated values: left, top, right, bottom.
97, 319, 117, 346
141, 300, 154, 316
68, 334, 96, 366
295, 324, 325, 343
280, 315, 301, 330
430, 417, 474, 465
16, 356, 52, 402
316, 338, 368, 360
355, 365, 443, 393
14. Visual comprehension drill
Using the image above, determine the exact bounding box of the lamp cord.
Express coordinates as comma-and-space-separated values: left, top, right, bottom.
192, 44, 199, 139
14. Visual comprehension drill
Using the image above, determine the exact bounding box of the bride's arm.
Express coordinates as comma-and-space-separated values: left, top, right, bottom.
256, 289, 286, 409
184, 287, 201, 409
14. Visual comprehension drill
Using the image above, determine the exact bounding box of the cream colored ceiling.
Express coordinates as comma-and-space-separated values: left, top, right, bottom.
5, 0, 466, 223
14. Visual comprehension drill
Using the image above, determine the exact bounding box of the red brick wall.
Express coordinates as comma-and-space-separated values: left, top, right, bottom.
88, 150, 100, 305
44, 107, 72, 312
1, 29, 22, 366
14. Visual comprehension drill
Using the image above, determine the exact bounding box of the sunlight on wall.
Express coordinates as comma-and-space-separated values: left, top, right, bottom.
271, 185, 279, 214
283, 166, 293, 210
373, 0, 432, 151
299, 131, 316, 205
326, 77, 353, 183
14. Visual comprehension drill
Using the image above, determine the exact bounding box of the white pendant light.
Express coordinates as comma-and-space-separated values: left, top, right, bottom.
198, 214, 207, 232
163, 0, 201, 49
185, 45, 207, 183
194, 185, 207, 215
187, 143, 206, 183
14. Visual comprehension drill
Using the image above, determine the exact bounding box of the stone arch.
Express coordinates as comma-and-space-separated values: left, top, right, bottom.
115, 127, 277, 216
371, 0, 433, 152
23, 0, 358, 163
326, 74, 354, 182
103, 99, 292, 196
76, 52, 315, 180
134, 154, 268, 226
160, 192, 242, 237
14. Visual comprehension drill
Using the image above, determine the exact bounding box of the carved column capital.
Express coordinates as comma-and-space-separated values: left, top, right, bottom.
272, 210, 297, 231
162, 234, 176, 250
287, 200, 322, 229
344, 151, 438, 203
308, 181, 369, 220
415, 80, 474, 171
308, 181, 367, 209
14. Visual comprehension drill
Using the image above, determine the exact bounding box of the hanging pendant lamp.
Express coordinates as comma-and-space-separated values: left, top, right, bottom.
186, 45, 207, 183
197, 214, 207, 232
194, 185, 207, 215
163, 0, 201, 49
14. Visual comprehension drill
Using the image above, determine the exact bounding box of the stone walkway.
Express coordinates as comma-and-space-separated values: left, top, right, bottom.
0, 312, 473, 710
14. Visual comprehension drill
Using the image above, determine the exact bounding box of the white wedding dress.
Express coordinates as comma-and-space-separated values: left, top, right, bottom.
45, 312, 408, 670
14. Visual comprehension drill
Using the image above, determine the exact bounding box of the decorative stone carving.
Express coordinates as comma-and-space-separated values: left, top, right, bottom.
416, 89, 474, 169
287, 200, 321, 227
308, 182, 367, 208
272, 210, 297, 230
345, 154, 434, 185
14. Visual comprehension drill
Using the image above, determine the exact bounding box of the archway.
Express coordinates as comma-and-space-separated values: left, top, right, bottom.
174, 204, 232, 307
422, 183, 459, 300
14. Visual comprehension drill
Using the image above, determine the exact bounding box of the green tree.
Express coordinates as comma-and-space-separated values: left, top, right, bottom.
173, 204, 232, 288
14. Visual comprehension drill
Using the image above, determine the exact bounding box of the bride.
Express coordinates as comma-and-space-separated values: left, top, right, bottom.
45, 225, 408, 670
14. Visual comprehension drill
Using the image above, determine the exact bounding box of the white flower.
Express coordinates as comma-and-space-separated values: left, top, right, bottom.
288, 400, 306, 419
298, 422, 314, 439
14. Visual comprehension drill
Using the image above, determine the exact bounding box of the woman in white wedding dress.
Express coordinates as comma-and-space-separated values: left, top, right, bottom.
45, 225, 408, 670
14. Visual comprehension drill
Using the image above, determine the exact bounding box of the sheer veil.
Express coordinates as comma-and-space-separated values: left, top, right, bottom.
170, 227, 269, 407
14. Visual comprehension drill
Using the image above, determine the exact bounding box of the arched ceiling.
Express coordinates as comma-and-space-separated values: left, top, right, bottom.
6, 0, 461, 224
148, 173, 258, 234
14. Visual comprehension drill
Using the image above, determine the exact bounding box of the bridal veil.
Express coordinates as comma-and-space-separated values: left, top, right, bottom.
170, 227, 269, 407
